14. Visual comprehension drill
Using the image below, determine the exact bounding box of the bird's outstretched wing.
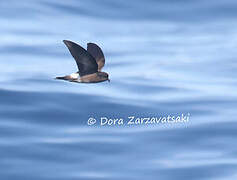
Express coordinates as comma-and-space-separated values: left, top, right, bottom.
87, 43, 105, 71
63, 40, 98, 76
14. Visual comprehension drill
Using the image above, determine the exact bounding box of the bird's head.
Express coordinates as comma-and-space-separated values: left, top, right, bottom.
98, 72, 110, 82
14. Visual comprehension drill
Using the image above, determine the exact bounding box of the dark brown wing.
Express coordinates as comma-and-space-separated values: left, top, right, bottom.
63, 40, 98, 76
87, 43, 105, 71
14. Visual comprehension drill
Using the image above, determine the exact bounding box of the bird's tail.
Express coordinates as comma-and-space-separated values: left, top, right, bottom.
55, 75, 71, 80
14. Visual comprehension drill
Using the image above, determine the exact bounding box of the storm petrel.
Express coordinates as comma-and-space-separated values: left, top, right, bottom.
56, 40, 109, 83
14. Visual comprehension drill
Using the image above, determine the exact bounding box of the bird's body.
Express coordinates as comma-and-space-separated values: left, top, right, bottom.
56, 40, 109, 83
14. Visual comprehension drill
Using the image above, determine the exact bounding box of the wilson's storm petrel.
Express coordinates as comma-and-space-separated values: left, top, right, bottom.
56, 40, 109, 83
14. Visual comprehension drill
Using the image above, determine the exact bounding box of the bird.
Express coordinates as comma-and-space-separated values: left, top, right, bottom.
56, 40, 110, 83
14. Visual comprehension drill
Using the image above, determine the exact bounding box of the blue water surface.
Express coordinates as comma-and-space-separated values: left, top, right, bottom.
0, 0, 237, 179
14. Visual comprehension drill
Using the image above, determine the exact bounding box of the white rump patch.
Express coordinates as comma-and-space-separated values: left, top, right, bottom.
70, 72, 79, 79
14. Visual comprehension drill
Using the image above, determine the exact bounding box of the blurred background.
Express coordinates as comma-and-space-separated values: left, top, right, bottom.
0, 0, 237, 179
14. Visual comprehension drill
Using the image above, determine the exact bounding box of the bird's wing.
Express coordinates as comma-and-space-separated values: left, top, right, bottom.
87, 43, 105, 71
63, 40, 98, 77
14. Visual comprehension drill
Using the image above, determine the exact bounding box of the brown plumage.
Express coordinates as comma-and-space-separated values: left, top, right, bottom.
56, 40, 109, 83
87, 43, 105, 71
